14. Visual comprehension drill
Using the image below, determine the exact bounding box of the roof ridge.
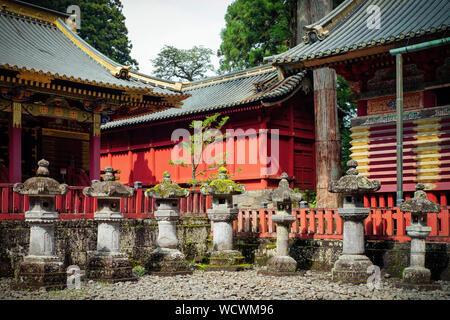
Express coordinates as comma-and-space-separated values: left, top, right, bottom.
182, 65, 277, 90
55, 18, 183, 92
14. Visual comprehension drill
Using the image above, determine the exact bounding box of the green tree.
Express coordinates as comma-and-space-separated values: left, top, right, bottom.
151, 45, 215, 82
22, 0, 138, 68
336, 75, 357, 172
219, 0, 354, 170
169, 113, 229, 190
218, 0, 347, 73
218, 0, 294, 73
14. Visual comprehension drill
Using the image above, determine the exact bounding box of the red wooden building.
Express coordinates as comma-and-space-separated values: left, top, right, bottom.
267, 0, 450, 205
101, 66, 316, 191
0, 0, 186, 185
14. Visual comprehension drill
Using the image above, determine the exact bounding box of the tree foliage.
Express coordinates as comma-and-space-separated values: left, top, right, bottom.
22, 0, 138, 68
169, 113, 230, 189
336, 75, 357, 172
218, 0, 355, 172
218, 0, 294, 73
218, 0, 346, 73
151, 45, 215, 82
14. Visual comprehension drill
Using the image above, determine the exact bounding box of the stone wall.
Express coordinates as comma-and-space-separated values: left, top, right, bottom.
0, 219, 448, 280
0, 218, 211, 277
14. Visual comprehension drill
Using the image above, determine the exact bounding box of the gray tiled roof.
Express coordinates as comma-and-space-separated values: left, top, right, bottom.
101, 67, 308, 130
265, 0, 450, 64
0, 10, 181, 97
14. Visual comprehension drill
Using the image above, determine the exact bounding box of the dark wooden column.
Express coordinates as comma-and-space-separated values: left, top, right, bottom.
310, 0, 342, 207
314, 68, 341, 207
9, 102, 22, 183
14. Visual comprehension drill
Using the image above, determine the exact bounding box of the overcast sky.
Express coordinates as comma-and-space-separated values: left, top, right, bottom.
121, 0, 235, 77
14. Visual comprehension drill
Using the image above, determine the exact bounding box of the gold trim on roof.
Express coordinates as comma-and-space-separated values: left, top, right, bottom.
0, 0, 66, 23
17, 70, 54, 84
303, 0, 362, 44
54, 20, 183, 92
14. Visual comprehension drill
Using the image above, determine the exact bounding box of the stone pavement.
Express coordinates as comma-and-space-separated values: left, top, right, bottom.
1, 269, 448, 300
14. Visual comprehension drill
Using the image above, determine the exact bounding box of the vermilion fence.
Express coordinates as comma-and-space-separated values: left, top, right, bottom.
1, 184, 449, 242
234, 208, 450, 242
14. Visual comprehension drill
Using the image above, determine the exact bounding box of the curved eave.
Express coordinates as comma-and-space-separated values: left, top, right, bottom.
101, 72, 308, 131
271, 26, 448, 67
55, 18, 183, 93
0, 63, 190, 103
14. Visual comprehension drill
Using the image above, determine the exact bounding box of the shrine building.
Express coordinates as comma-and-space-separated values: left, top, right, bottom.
266, 0, 450, 205
100, 66, 316, 191
0, 0, 186, 185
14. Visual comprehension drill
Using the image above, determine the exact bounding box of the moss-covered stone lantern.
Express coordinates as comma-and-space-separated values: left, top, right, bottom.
82, 166, 136, 283
261, 172, 302, 276
144, 171, 192, 275
200, 167, 248, 270
328, 159, 381, 283
398, 183, 441, 289
12, 159, 69, 290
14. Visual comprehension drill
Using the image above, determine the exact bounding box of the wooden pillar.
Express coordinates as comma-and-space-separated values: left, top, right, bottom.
9, 102, 22, 183
307, 0, 341, 208
314, 67, 341, 208
89, 113, 101, 181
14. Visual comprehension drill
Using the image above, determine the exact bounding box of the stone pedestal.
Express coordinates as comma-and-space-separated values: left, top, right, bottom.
396, 183, 441, 290
328, 160, 380, 283
205, 209, 247, 271
259, 173, 302, 276
86, 199, 135, 283
261, 214, 298, 276
394, 224, 441, 290
13, 160, 68, 291
146, 201, 192, 275
83, 168, 136, 283
331, 208, 373, 282
200, 167, 248, 271
15, 213, 66, 290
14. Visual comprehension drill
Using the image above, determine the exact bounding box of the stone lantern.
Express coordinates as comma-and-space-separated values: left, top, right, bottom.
83, 166, 136, 283
13, 159, 69, 290
261, 173, 302, 275
328, 159, 381, 282
144, 171, 191, 275
200, 167, 247, 270
398, 183, 441, 289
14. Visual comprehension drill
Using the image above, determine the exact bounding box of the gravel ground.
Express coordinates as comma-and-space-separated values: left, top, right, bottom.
1, 269, 449, 300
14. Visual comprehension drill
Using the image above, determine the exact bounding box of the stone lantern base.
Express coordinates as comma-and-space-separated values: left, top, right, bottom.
86, 253, 136, 283
146, 248, 193, 275
331, 254, 373, 283
258, 256, 299, 276
14, 256, 66, 291
203, 250, 250, 271
393, 265, 441, 291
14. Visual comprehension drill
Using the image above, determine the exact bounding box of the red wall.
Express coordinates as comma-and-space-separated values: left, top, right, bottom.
101, 94, 316, 191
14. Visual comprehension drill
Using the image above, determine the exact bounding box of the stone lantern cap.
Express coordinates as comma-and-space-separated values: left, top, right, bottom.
145, 171, 189, 199
200, 167, 246, 196
82, 166, 135, 199
399, 183, 440, 215
328, 160, 381, 195
13, 159, 68, 196
271, 173, 302, 204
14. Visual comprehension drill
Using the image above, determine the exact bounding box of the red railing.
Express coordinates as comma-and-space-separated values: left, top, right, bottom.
0, 184, 210, 219
233, 207, 450, 242
1, 184, 449, 242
